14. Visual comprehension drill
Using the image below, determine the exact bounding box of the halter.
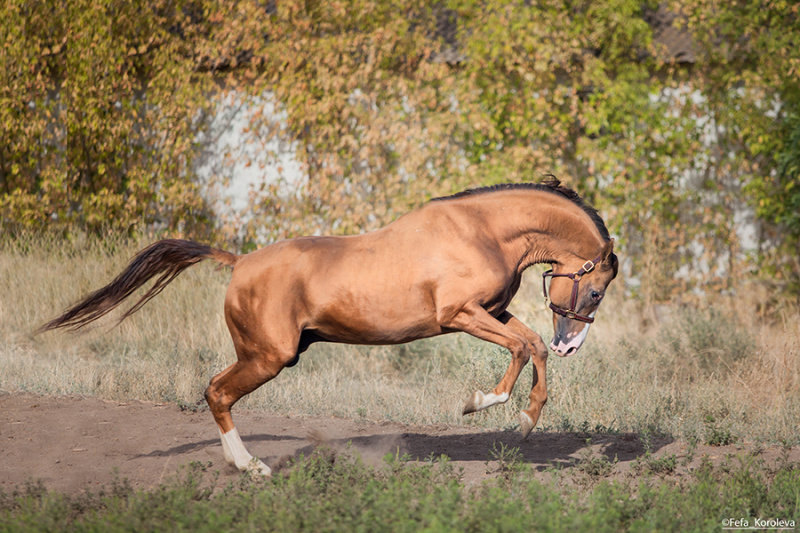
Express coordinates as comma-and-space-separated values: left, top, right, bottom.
542, 255, 602, 323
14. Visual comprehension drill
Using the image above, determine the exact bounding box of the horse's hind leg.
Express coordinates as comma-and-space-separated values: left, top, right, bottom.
204, 360, 276, 474
204, 340, 297, 475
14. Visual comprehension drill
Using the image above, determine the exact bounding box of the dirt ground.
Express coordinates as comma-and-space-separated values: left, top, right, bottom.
2, 393, 797, 494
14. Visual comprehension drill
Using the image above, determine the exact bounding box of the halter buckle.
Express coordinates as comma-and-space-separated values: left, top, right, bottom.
581, 260, 596, 273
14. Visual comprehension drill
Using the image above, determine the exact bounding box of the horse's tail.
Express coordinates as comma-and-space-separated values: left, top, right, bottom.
38, 239, 239, 333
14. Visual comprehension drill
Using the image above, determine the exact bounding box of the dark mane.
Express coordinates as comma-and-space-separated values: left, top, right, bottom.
431, 177, 611, 241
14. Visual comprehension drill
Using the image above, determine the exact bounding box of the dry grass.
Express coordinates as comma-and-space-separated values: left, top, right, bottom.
1, 235, 798, 443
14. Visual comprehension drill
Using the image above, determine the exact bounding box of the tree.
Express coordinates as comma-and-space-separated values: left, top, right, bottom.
0, 0, 216, 236
2, 0, 798, 302
680, 0, 800, 297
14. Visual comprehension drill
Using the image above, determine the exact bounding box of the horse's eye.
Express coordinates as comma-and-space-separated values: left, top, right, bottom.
590, 290, 602, 302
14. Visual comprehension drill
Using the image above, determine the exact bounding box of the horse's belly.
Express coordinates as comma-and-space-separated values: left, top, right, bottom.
308, 294, 442, 345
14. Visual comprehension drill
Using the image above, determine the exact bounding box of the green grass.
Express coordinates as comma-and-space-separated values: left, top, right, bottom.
1, 450, 798, 532
1, 234, 800, 443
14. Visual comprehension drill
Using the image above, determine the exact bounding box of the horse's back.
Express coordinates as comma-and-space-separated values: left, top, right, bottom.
224, 201, 516, 345
223, 227, 433, 342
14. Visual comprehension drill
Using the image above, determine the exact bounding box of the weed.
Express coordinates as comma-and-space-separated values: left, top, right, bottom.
633, 431, 678, 475
683, 431, 700, 466
634, 453, 678, 475
574, 442, 617, 479
555, 416, 575, 433
485, 441, 524, 476
704, 415, 737, 446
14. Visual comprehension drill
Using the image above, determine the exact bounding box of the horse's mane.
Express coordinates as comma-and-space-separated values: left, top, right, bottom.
431, 176, 611, 241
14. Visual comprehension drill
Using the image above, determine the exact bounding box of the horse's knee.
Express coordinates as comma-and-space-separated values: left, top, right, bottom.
509, 336, 531, 364
530, 336, 548, 360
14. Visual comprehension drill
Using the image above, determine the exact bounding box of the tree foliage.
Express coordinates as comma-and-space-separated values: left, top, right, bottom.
0, 0, 216, 236
1, 0, 798, 301
681, 0, 800, 292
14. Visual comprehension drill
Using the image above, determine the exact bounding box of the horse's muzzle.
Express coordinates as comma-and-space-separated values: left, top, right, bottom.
550, 315, 593, 357
550, 339, 579, 357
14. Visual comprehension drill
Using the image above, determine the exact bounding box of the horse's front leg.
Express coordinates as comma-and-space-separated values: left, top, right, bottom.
439, 305, 531, 415
458, 310, 549, 438
519, 344, 548, 438
499, 313, 549, 438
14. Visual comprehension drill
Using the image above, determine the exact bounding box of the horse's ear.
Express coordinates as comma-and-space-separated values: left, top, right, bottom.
601, 239, 614, 262
600, 239, 618, 277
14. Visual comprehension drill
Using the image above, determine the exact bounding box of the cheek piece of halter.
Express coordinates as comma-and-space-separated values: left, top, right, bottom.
542, 255, 603, 323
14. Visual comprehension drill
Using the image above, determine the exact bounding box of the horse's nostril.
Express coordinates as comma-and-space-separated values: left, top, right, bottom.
566, 346, 577, 356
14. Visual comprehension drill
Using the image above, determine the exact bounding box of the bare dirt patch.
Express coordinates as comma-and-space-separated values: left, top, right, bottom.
2, 393, 797, 494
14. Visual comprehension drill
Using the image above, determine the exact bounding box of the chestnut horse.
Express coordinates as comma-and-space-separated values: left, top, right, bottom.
41, 178, 618, 475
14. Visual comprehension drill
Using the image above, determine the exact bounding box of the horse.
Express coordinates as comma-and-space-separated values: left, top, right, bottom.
40, 178, 619, 475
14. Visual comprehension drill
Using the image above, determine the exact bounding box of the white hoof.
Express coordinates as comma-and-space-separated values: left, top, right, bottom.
246, 457, 272, 476
462, 390, 509, 415
219, 428, 271, 475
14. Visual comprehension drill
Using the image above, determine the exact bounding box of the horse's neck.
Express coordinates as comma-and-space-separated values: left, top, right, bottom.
523, 231, 599, 268
481, 193, 605, 271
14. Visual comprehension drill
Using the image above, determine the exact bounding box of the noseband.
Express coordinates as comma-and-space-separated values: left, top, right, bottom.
542, 255, 602, 323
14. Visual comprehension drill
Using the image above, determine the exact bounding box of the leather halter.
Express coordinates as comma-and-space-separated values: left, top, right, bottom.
542, 255, 602, 323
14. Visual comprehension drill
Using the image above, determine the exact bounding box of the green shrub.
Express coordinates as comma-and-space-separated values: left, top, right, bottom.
2, 452, 798, 532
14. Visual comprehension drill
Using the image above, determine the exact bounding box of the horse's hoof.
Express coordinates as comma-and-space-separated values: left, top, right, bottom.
462, 390, 484, 415
246, 458, 272, 476
519, 411, 534, 439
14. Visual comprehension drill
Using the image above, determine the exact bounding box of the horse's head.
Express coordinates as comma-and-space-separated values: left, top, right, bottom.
543, 239, 618, 357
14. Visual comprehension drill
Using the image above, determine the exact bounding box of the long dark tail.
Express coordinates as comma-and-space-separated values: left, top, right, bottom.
38, 239, 238, 333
